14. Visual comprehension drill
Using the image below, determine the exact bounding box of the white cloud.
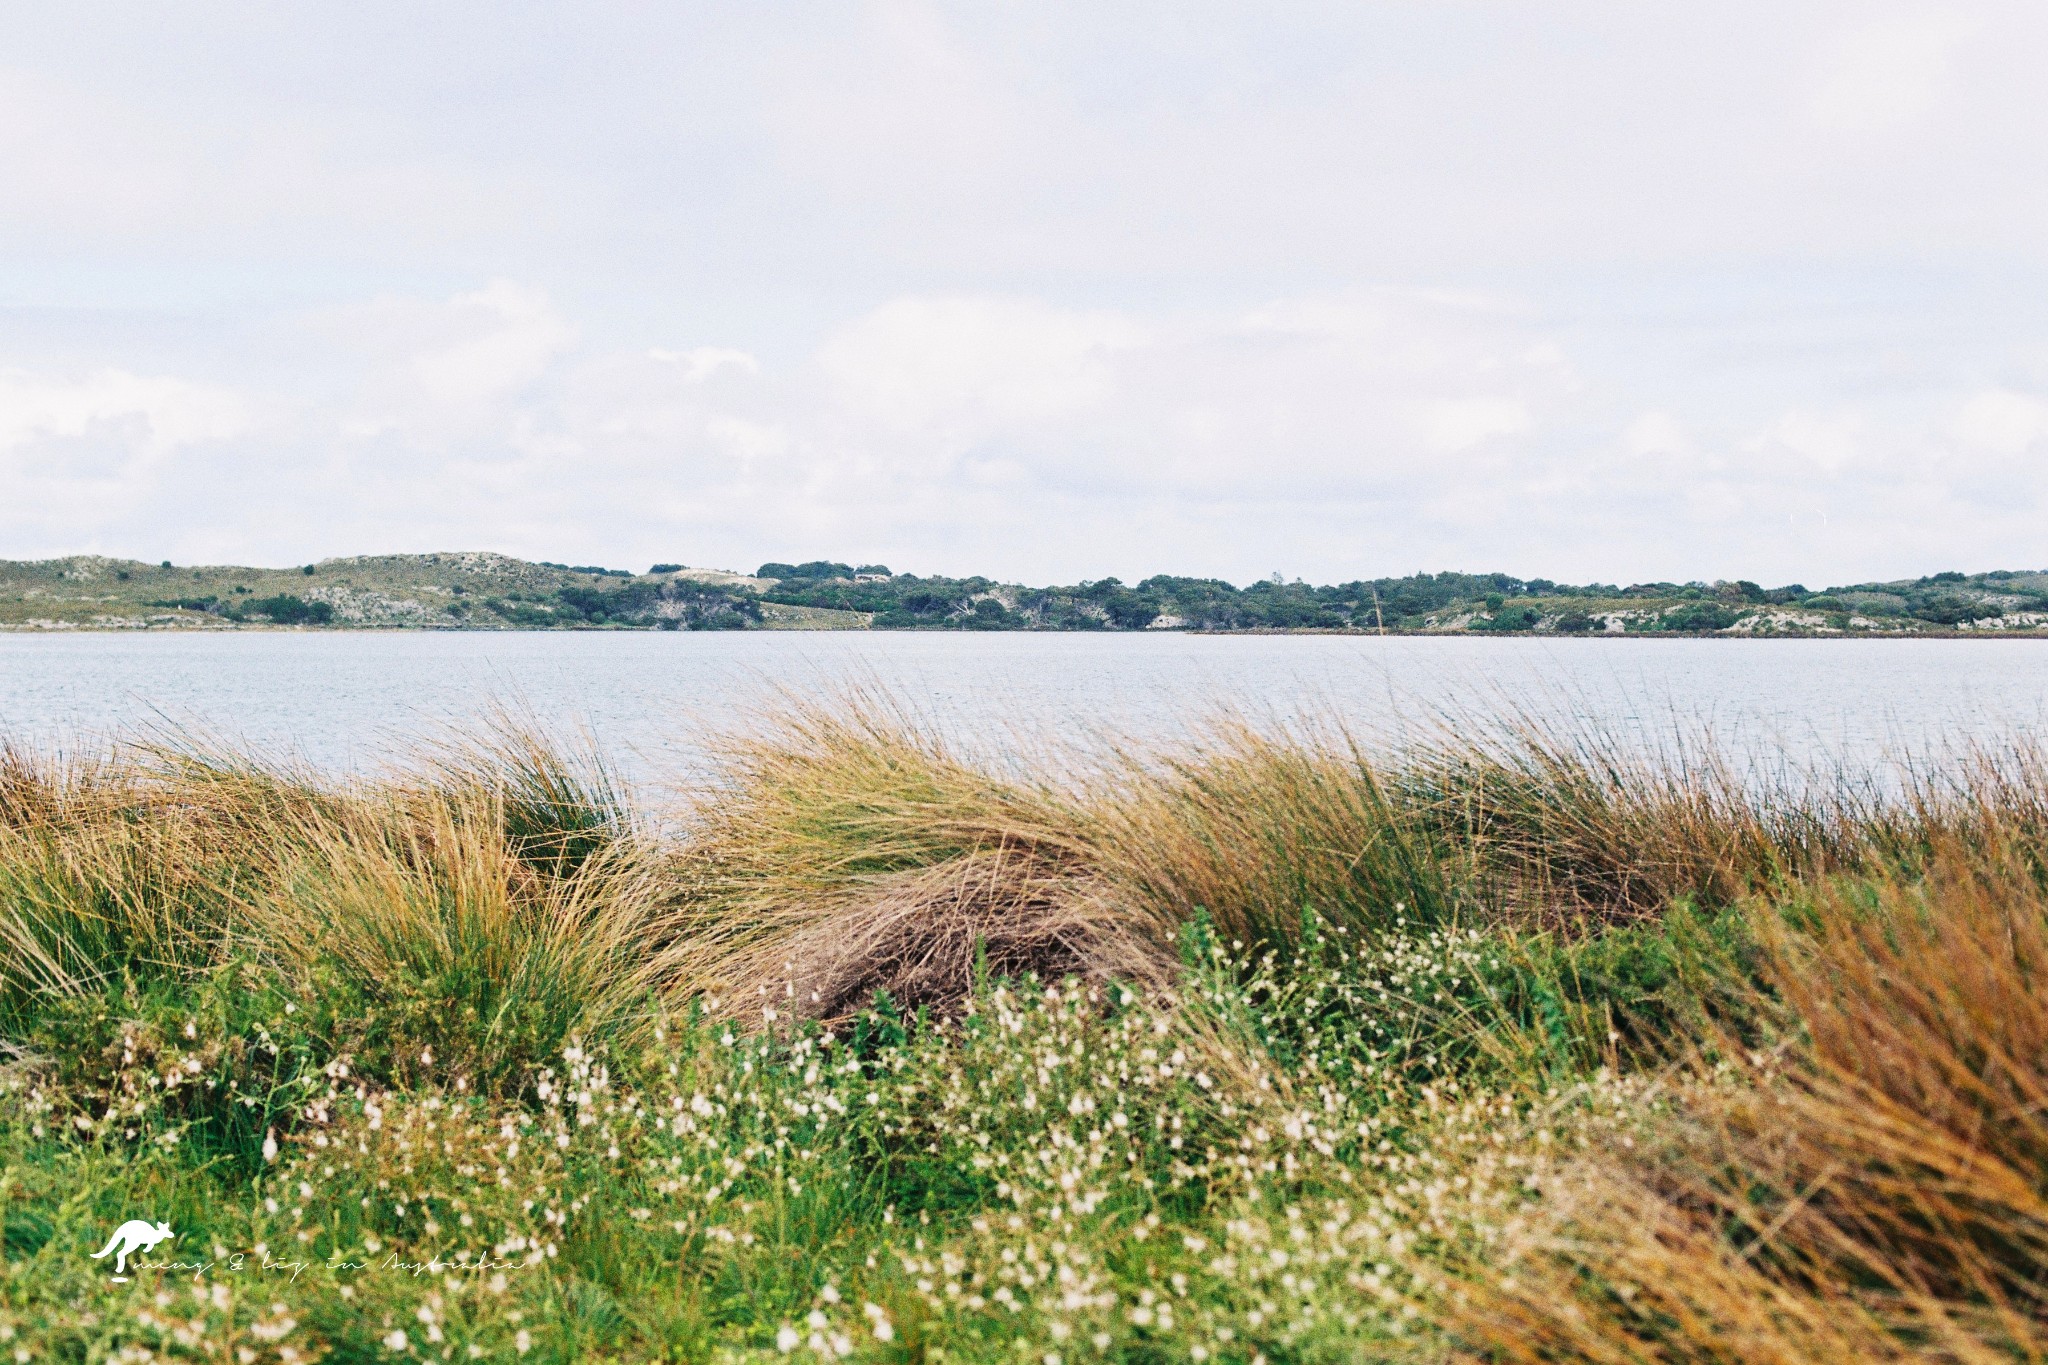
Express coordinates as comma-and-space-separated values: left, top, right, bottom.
1623, 411, 1689, 459
7, 3, 2048, 582
1755, 410, 1864, 473
312, 280, 578, 450
0, 367, 252, 543
707, 416, 788, 462
650, 347, 761, 383
1417, 397, 1532, 453
819, 295, 1146, 434
1954, 388, 2048, 455
10, 272, 2048, 588
0, 63, 539, 259
407, 280, 576, 410
0, 368, 249, 460
802, 289, 1579, 496
1806, 12, 1973, 134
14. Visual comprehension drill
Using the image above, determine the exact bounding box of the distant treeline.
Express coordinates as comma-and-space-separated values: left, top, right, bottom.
520, 561, 2048, 633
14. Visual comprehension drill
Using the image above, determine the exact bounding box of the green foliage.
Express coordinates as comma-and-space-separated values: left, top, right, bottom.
774, 567, 1574, 631
1660, 601, 1740, 632
539, 562, 634, 577
1481, 900, 1765, 1072
1476, 604, 1542, 632
240, 594, 334, 625
146, 589, 336, 624
545, 578, 762, 629
758, 561, 855, 580
11, 963, 327, 1172
482, 596, 559, 626
1917, 594, 2003, 625
1180, 909, 1503, 1092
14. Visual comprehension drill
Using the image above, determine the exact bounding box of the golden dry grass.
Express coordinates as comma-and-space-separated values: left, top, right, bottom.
1438, 838, 2048, 1363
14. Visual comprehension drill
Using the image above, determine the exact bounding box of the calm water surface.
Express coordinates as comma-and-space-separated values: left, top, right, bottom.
1, 632, 2043, 788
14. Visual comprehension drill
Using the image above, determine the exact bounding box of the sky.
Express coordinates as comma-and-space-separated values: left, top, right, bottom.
3, 1, 2047, 588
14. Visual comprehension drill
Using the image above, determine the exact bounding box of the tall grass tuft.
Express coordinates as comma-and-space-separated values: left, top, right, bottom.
1439, 842, 2048, 1362
1091, 717, 1451, 947
420, 720, 632, 878
1406, 721, 1845, 926
240, 785, 666, 1090
0, 742, 259, 1032
0, 727, 666, 1088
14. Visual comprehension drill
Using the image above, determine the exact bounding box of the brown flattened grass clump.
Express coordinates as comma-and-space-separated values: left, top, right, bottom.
650, 697, 1172, 1020
741, 848, 1164, 1022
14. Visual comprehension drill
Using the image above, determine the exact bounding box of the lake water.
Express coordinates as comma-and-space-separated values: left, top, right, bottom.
1, 632, 2044, 791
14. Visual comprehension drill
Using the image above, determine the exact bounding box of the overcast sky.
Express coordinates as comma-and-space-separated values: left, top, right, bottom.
4, 2, 2046, 586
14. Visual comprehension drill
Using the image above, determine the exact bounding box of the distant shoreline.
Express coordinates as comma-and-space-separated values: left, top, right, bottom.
5, 622, 2045, 641
6, 551, 2044, 639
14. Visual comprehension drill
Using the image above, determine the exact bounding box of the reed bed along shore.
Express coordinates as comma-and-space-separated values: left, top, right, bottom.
2, 699, 2045, 1362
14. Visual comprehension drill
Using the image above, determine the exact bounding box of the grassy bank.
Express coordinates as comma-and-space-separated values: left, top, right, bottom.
2, 705, 2045, 1361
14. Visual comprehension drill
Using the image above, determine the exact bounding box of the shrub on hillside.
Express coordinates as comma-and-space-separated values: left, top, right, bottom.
243, 594, 334, 625
1661, 602, 1739, 632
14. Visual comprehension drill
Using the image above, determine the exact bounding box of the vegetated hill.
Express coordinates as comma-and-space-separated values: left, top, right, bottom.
5, 553, 2047, 634
0, 553, 788, 631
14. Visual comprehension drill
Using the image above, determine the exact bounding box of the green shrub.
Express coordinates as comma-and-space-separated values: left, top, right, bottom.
243, 594, 334, 625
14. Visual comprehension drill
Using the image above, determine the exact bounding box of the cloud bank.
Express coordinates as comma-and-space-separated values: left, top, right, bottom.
3, 2, 2047, 585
